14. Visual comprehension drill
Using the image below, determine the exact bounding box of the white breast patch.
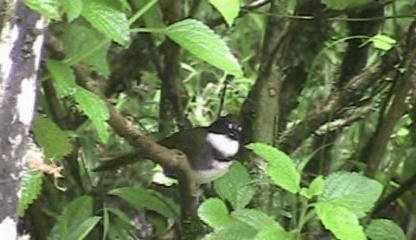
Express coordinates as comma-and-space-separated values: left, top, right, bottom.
206, 133, 239, 158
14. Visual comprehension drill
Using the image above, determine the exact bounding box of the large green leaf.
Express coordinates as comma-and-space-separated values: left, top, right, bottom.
319, 172, 383, 218
202, 221, 257, 240
23, 0, 60, 20
214, 162, 255, 209
316, 202, 366, 240
58, 196, 95, 239
164, 19, 243, 77
254, 226, 295, 240
209, 0, 240, 26
46, 60, 78, 97
198, 198, 231, 229
33, 115, 73, 160
366, 219, 406, 240
63, 23, 111, 77
68, 216, 101, 240
47, 60, 110, 142
231, 209, 283, 232
60, 0, 82, 22
300, 175, 324, 199
109, 186, 180, 219
246, 143, 300, 193
74, 88, 110, 142
18, 169, 43, 216
81, 0, 130, 45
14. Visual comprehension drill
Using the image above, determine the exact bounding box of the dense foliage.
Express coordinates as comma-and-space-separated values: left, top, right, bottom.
17, 0, 416, 239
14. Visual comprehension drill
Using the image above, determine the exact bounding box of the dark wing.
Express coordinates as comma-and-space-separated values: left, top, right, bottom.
158, 127, 208, 165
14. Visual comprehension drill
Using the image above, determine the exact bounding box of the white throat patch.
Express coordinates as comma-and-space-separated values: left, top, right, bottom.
206, 133, 239, 158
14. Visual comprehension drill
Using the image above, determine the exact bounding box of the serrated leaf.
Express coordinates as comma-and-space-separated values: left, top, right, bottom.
23, 0, 60, 20
214, 162, 255, 209
109, 186, 180, 219
202, 221, 257, 240
198, 198, 231, 229
231, 209, 283, 232
321, 0, 373, 10
33, 115, 73, 160
59, 196, 94, 239
165, 19, 243, 77
371, 34, 397, 51
63, 23, 111, 77
319, 172, 383, 218
47, 60, 78, 97
209, 0, 240, 26
18, 169, 43, 216
300, 175, 324, 199
74, 88, 110, 142
60, 0, 82, 22
82, 0, 130, 45
254, 226, 295, 240
366, 219, 406, 240
316, 202, 366, 240
68, 216, 101, 240
246, 143, 300, 193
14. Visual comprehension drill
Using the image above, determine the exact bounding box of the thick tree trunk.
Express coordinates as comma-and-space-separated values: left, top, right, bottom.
0, 1, 46, 239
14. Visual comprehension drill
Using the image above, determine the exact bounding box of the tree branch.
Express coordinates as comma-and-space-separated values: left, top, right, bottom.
363, 23, 416, 177
73, 67, 198, 226
279, 50, 399, 153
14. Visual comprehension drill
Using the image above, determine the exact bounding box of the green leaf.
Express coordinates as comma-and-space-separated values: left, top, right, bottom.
33, 115, 73, 160
316, 202, 366, 240
74, 88, 110, 142
60, 0, 82, 22
109, 186, 180, 219
209, 0, 240, 26
46, 60, 78, 97
319, 172, 383, 218
63, 23, 111, 77
202, 221, 257, 240
246, 143, 300, 193
198, 198, 231, 229
254, 226, 295, 240
300, 175, 324, 199
18, 169, 43, 216
370, 34, 397, 51
214, 162, 255, 209
366, 219, 406, 240
231, 209, 284, 232
321, 0, 373, 10
81, 0, 130, 45
23, 0, 60, 20
164, 19, 243, 77
59, 196, 94, 239
68, 216, 101, 240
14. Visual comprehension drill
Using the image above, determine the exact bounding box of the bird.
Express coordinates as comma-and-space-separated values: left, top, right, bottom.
96, 115, 243, 184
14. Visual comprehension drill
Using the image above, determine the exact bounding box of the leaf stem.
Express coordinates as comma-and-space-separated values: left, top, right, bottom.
128, 0, 159, 26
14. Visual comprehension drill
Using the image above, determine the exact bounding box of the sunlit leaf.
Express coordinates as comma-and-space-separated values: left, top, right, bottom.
209, 0, 240, 26
366, 219, 406, 240
214, 162, 255, 209
198, 198, 231, 229
316, 202, 366, 240
82, 0, 130, 45
246, 143, 300, 193
164, 19, 243, 76
319, 172, 383, 218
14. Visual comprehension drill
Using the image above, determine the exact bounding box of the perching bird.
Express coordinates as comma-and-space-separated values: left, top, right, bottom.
96, 115, 242, 184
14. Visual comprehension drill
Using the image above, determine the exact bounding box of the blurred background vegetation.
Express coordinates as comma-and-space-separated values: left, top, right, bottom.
15, 0, 416, 239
